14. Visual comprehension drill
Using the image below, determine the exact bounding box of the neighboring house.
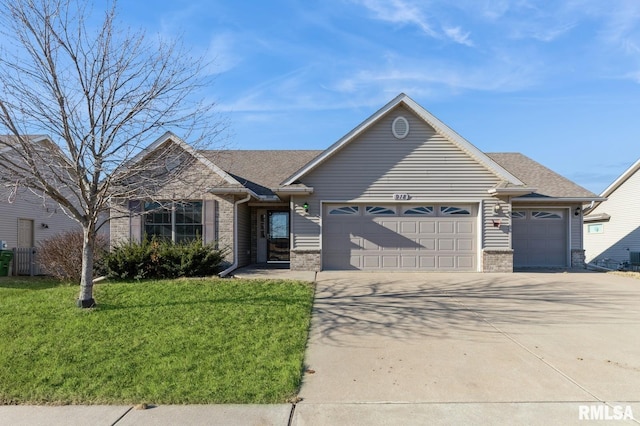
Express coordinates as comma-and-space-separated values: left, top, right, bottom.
0, 135, 81, 250
583, 158, 640, 266
0, 184, 81, 249
110, 93, 601, 274
0, 135, 111, 275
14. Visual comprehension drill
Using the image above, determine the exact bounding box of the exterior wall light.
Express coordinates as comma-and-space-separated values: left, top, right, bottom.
303, 202, 309, 213
574, 207, 581, 216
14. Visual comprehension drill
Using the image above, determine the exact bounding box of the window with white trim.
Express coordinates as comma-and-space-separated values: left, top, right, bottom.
328, 206, 359, 215
587, 224, 604, 234
365, 206, 395, 215
144, 201, 203, 243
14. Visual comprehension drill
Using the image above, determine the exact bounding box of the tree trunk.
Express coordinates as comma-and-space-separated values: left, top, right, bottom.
77, 226, 96, 308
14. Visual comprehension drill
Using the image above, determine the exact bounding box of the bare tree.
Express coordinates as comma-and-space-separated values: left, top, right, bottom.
0, 0, 224, 307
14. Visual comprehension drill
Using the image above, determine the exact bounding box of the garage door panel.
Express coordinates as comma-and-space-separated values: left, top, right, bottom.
438, 222, 454, 233
323, 204, 476, 271
419, 256, 436, 268
438, 239, 455, 251
457, 222, 473, 234
401, 222, 417, 233
419, 222, 436, 233
379, 221, 398, 232
457, 256, 474, 268
382, 256, 399, 268
362, 239, 379, 250
438, 256, 455, 268
419, 238, 436, 250
401, 256, 417, 268
457, 238, 474, 251
363, 256, 380, 268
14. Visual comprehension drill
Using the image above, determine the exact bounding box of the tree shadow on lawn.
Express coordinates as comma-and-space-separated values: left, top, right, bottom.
312, 273, 640, 345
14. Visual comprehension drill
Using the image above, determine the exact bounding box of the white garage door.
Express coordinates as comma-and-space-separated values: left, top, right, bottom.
323, 204, 477, 271
512, 209, 567, 267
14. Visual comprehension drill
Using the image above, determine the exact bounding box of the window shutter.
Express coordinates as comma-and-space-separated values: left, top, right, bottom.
203, 199, 216, 244
129, 200, 142, 243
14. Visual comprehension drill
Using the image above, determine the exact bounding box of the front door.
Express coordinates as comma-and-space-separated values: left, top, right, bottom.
267, 211, 290, 262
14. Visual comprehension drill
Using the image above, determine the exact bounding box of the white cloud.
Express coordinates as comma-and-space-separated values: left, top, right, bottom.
355, 0, 438, 37
354, 0, 475, 46
207, 33, 242, 74
443, 26, 473, 46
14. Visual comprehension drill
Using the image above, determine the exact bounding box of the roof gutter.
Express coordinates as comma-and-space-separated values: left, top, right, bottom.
511, 196, 608, 202
487, 187, 538, 196
218, 193, 252, 278
275, 186, 314, 194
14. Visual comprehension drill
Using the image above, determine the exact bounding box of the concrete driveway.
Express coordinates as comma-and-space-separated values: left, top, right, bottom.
295, 271, 640, 425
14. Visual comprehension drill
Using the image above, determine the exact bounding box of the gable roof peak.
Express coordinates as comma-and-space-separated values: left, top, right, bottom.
283, 93, 525, 186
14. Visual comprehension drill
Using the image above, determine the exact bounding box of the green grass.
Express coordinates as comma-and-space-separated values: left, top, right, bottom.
0, 277, 315, 405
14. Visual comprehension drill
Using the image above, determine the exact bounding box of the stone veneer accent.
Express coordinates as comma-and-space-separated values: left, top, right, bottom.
571, 249, 586, 269
290, 249, 321, 271
482, 249, 514, 272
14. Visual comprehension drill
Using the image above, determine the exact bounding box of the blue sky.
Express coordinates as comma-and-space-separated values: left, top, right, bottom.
116, 0, 640, 194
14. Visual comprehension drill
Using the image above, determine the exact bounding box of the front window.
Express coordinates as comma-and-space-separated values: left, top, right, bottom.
144, 201, 203, 243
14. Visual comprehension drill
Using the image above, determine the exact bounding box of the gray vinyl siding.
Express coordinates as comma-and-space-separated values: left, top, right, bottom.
0, 189, 80, 249
292, 105, 502, 250
482, 199, 510, 249
584, 169, 640, 263
570, 205, 583, 251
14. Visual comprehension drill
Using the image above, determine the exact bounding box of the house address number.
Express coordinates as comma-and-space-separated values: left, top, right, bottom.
393, 193, 411, 200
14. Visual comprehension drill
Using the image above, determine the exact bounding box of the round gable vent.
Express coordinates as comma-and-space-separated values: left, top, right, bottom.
392, 116, 409, 139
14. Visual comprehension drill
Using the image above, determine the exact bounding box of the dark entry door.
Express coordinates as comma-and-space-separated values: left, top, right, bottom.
267, 211, 290, 262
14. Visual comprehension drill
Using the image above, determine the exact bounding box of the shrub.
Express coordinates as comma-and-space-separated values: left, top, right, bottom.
104, 237, 227, 280
37, 230, 109, 283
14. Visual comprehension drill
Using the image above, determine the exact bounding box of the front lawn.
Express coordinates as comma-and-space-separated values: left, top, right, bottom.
0, 277, 315, 405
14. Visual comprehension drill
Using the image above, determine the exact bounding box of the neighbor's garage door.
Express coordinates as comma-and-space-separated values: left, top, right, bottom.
322, 204, 476, 271
512, 209, 567, 267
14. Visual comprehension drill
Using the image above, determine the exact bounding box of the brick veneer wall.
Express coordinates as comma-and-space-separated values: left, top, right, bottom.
291, 249, 321, 271
482, 249, 514, 272
571, 249, 586, 269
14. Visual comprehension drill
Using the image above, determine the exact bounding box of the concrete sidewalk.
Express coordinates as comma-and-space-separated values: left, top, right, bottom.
2, 401, 638, 425
0, 404, 293, 426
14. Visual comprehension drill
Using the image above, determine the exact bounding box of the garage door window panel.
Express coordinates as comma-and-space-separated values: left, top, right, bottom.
329, 206, 359, 215
532, 211, 563, 219
366, 206, 396, 215
440, 206, 471, 216
403, 206, 434, 215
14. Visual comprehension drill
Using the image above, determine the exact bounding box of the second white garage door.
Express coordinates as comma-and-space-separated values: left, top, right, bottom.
322, 204, 477, 271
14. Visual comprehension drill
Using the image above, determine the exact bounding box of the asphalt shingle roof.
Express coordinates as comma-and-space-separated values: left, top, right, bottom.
487, 152, 598, 198
199, 150, 322, 196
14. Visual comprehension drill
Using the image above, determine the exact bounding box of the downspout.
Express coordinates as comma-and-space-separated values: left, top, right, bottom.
218, 193, 252, 277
